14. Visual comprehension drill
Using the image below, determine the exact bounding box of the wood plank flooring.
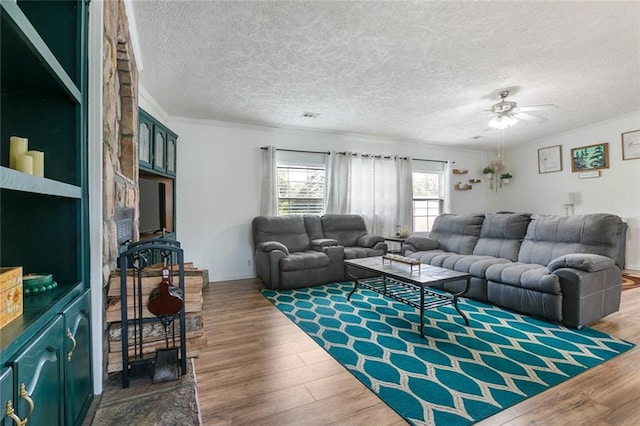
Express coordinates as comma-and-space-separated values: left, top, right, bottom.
195, 279, 640, 425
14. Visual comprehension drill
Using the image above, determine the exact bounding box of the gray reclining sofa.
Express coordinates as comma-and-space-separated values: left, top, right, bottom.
402, 212, 627, 327
252, 214, 387, 289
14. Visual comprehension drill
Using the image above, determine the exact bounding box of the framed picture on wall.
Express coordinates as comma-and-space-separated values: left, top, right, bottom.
537, 145, 562, 173
570, 142, 609, 172
622, 129, 640, 160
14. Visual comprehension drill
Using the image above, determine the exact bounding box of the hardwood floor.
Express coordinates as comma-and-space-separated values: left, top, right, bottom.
196, 279, 640, 425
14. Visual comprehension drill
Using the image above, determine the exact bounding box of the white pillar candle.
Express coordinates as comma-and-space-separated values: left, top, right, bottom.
16, 154, 33, 174
26, 150, 44, 177
9, 136, 28, 169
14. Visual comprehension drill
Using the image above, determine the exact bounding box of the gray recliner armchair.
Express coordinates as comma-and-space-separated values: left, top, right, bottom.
252, 215, 344, 289
320, 214, 387, 259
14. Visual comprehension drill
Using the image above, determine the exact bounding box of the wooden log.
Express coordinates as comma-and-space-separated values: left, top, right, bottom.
107, 335, 207, 373
107, 312, 203, 341
105, 297, 202, 322
108, 329, 205, 352
107, 274, 206, 298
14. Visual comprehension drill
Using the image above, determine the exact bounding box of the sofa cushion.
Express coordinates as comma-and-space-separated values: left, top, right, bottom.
473, 213, 531, 261
321, 214, 368, 246
442, 254, 512, 278
304, 215, 324, 240
486, 262, 561, 294
280, 250, 330, 272
357, 234, 385, 247
343, 246, 385, 259
252, 215, 311, 252
428, 213, 484, 254
518, 213, 625, 267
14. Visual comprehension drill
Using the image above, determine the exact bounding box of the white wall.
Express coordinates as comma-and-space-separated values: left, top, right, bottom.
167, 118, 490, 280
499, 110, 640, 269
148, 109, 640, 280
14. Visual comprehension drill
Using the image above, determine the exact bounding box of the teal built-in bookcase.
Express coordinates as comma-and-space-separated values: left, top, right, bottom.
0, 1, 92, 424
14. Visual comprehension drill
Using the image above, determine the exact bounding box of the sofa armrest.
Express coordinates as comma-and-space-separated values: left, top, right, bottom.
370, 241, 388, 254
405, 235, 439, 251
311, 238, 339, 250
256, 241, 290, 256
356, 234, 385, 248
548, 253, 615, 273
254, 248, 288, 289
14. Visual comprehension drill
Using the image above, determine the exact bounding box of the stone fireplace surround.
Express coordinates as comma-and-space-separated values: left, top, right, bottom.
102, 0, 139, 381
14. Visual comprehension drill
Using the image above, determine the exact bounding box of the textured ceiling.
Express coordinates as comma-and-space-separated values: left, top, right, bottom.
131, 1, 640, 151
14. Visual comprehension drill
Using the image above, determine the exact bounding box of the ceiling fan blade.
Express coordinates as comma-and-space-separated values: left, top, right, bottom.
518, 104, 558, 112
515, 112, 547, 122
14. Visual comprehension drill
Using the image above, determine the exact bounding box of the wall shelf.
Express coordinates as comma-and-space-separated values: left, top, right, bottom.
0, 166, 82, 198
1, 1, 81, 102
454, 183, 473, 190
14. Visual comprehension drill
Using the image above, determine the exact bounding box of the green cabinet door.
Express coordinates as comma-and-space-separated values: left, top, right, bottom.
139, 113, 153, 169
11, 316, 64, 426
153, 125, 167, 173
1, 368, 13, 426
166, 133, 177, 176
62, 291, 92, 426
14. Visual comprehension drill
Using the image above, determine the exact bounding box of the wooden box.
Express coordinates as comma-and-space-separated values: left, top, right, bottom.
0, 267, 23, 329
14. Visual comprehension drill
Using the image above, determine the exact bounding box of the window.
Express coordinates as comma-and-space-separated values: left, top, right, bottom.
412, 171, 443, 232
277, 166, 325, 215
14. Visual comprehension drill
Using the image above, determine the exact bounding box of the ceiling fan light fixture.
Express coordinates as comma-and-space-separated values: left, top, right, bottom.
489, 114, 518, 129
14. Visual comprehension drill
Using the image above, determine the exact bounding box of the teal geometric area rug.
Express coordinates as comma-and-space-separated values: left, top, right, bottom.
262, 282, 634, 425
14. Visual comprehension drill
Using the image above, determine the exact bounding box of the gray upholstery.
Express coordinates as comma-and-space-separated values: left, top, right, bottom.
252, 215, 311, 252
547, 253, 615, 272
321, 214, 387, 257
428, 213, 484, 254
473, 213, 531, 261
322, 214, 371, 245
304, 215, 325, 240
401, 212, 626, 328
252, 214, 386, 289
280, 250, 330, 271
518, 213, 625, 268
343, 246, 384, 259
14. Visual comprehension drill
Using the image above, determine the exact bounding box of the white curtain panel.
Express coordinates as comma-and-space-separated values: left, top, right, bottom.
324, 151, 352, 214
350, 154, 397, 236
396, 156, 413, 233
443, 159, 452, 213
259, 146, 278, 216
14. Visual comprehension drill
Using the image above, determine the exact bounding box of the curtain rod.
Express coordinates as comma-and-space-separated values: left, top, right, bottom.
260, 146, 451, 164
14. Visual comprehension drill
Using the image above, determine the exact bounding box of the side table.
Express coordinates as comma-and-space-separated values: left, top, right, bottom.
384, 236, 408, 254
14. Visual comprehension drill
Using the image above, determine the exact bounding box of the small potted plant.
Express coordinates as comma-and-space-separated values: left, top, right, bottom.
500, 172, 512, 184
482, 167, 494, 178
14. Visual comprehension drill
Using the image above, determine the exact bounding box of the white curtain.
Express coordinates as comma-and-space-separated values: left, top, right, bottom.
259, 146, 278, 216
443, 160, 452, 213
324, 151, 351, 214
350, 155, 398, 236
396, 156, 413, 234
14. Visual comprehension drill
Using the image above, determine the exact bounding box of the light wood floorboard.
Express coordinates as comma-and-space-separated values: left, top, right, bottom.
196, 279, 640, 425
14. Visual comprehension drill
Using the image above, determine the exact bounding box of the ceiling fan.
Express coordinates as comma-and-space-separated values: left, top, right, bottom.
487, 90, 557, 129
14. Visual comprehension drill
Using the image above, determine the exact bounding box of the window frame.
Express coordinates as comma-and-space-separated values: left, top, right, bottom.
412, 171, 444, 233
276, 165, 325, 216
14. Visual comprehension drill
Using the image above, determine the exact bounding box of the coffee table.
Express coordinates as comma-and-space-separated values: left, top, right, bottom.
344, 256, 471, 338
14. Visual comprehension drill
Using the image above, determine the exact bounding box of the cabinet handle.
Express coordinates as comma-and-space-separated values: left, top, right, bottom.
66, 328, 77, 362
12, 383, 35, 426
5, 400, 22, 426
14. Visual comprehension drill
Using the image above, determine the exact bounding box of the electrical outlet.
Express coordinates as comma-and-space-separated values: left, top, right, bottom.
247, 259, 252, 267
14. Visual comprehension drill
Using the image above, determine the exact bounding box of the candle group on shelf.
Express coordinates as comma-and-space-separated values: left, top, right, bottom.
9, 136, 44, 177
